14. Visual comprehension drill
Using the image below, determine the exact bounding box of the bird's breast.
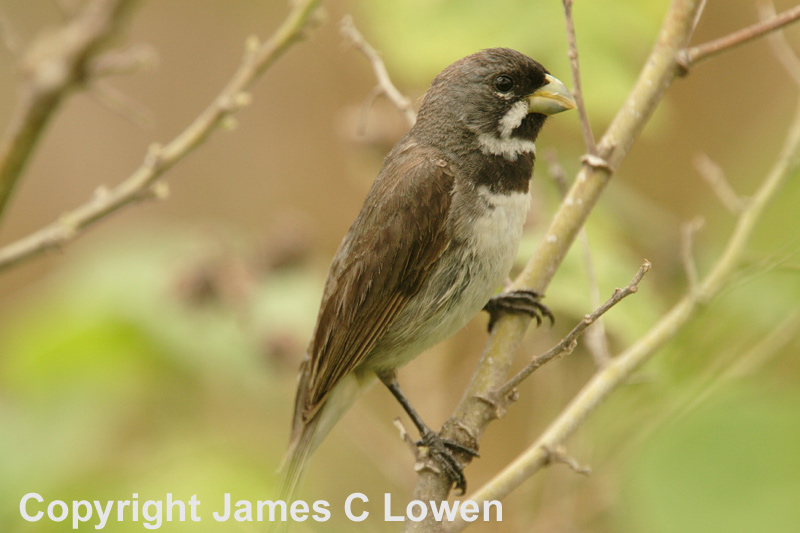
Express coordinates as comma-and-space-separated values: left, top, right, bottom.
364, 184, 530, 373
464, 185, 531, 266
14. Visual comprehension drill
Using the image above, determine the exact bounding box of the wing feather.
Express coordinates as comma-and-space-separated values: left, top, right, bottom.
298, 144, 454, 421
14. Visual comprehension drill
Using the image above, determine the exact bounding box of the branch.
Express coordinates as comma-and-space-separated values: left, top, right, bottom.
498, 260, 650, 399
680, 216, 705, 296
406, 3, 707, 527
0, 0, 137, 220
693, 152, 744, 213
340, 15, 416, 127
759, 0, 800, 86
678, 3, 800, 71
0, 0, 322, 274
545, 148, 611, 367
406, 0, 702, 531
562, 0, 596, 154
444, 88, 800, 533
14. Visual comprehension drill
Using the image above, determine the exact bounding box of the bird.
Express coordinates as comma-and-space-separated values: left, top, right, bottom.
279, 47, 575, 502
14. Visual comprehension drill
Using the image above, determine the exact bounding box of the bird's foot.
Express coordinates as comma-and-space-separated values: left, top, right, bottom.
483, 289, 554, 332
416, 430, 478, 495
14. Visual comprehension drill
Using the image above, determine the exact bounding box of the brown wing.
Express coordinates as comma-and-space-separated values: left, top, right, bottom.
300, 143, 454, 420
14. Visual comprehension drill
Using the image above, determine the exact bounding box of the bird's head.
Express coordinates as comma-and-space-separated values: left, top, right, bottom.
415, 48, 575, 161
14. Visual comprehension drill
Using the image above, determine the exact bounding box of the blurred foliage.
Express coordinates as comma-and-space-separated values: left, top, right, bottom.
0, 234, 322, 531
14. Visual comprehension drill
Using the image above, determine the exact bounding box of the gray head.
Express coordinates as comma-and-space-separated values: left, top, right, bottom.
413, 48, 575, 160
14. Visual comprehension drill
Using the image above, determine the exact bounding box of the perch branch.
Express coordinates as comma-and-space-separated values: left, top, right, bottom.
444, 88, 800, 532
408, 1, 774, 529
0, 0, 322, 274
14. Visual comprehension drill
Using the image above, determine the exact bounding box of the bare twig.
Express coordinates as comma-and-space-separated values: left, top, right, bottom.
0, 0, 322, 273
758, 0, 800, 87
689, 0, 708, 35
393, 418, 422, 459
543, 445, 591, 475
680, 216, 705, 296
0, 0, 138, 220
678, 4, 800, 71
340, 15, 416, 127
444, 90, 800, 533
561, 0, 596, 154
693, 152, 744, 213
499, 260, 651, 398
88, 42, 159, 77
88, 80, 155, 128
545, 149, 611, 367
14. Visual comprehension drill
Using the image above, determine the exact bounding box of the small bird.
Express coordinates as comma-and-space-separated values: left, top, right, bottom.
280, 48, 575, 500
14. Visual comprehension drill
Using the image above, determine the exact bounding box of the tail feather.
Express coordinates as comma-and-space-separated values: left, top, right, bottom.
277, 411, 320, 502
275, 371, 371, 504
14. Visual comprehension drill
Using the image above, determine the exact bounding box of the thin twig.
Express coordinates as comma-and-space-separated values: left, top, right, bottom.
88, 80, 155, 128
543, 445, 591, 475
678, 4, 800, 70
499, 260, 651, 398
758, 0, 800, 87
693, 152, 744, 213
88, 42, 159, 78
0, 0, 322, 273
680, 216, 704, 296
562, 0, 596, 154
545, 148, 610, 367
340, 15, 416, 127
689, 0, 708, 36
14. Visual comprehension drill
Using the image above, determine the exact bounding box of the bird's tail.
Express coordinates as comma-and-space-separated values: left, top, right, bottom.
277, 409, 320, 504
276, 371, 370, 504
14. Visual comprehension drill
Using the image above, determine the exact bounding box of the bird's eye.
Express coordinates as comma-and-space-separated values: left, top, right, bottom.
493, 75, 514, 93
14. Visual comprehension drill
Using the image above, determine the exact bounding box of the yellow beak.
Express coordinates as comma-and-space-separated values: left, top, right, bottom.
527, 74, 577, 115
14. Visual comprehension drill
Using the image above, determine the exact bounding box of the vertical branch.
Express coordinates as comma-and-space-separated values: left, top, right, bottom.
562, 0, 596, 154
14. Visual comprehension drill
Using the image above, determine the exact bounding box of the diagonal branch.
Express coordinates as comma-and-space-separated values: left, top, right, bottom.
498, 260, 651, 399
0, 0, 322, 274
759, 0, 800, 87
405, 3, 707, 529
445, 88, 800, 533
678, 3, 800, 71
340, 15, 416, 127
0, 0, 138, 220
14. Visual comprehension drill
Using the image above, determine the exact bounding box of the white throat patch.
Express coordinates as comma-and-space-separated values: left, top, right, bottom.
478, 134, 536, 162
477, 100, 536, 162
498, 100, 529, 138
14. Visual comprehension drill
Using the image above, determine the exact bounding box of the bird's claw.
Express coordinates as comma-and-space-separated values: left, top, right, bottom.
483, 289, 554, 332
416, 431, 478, 495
